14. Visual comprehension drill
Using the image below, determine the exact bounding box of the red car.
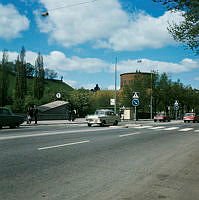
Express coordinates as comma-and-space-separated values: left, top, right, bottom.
183, 113, 199, 123
154, 113, 171, 122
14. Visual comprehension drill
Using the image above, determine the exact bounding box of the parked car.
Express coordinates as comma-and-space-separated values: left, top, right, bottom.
85, 109, 121, 127
183, 113, 199, 123
154, 113, 171, 122
0, 107, 25, 129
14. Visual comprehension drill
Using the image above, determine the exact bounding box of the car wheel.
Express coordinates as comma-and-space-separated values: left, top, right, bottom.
88, 123, 91, 127
100, 121, 106, 127
184, 120, 186, 123
193, 120, 196, 123
0, 125, 2, 129
154, 119, 157, 122
9, 125, 16, 129
113, 120, 118, 126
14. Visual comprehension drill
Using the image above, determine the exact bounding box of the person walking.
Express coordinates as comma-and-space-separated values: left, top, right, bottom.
33, 105, 38, 124
27, 106, 34, 124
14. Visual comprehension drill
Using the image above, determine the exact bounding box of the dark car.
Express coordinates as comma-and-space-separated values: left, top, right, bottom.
154, 113, 171, 122
0, 107, 25, 129
183, 113, 199, 123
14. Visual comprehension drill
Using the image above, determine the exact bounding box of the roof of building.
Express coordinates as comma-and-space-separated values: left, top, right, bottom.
38, 100, 69, 112
120, 72, 151, 76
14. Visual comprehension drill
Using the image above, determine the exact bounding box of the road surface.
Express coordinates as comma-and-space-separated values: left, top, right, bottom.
0, 121, 199, 200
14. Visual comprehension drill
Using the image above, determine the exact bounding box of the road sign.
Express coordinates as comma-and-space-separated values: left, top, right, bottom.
174, 105, 179, 110
174, 100, 178, 106
133, 92, 139, 99
132, 99, 139, 106
56, 93, 61, 99
110, 98, 115, 105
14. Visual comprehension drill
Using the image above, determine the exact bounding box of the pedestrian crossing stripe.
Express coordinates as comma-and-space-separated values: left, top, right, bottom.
130, 125, 199, 132
149, 126, 165, 130
134, 126, 153, 129
178, 128, 193, 132
162, 127, 179, 131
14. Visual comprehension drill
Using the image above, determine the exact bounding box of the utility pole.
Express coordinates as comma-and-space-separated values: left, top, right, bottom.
150, 71, 153, 120
114, 57, 117, 114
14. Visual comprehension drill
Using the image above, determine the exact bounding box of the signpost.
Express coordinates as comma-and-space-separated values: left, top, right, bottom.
132, 92, 140, 123
174, 100, 179, 120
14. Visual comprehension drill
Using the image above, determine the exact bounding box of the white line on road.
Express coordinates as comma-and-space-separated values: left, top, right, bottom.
178, 128, 193, 132
119, 132, 140, 137
133, 126, 153, 129
38, 140, 90, 150
148, 126, 165, 130
162, 127, 179, 131
0, 127, 113, 141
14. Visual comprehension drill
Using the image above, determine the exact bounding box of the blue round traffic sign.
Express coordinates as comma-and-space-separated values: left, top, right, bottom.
174, 105, 179, 110
132, 99, 139, 106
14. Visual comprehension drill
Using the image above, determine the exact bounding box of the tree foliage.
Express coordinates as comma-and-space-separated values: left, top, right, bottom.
33, 53, 45, 100
0, 50, 9, 106
153, 0, 199, 54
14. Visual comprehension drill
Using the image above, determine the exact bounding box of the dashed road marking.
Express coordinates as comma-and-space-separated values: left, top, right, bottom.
119, 132, 141, 137
38, 140, 90, 150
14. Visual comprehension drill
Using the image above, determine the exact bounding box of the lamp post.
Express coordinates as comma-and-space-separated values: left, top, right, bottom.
150, 71, 153, 120
137, 59, 153, 120
114, 57, 117, 114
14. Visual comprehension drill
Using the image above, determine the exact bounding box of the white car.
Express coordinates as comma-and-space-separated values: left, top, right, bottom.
85, 109, 121, 127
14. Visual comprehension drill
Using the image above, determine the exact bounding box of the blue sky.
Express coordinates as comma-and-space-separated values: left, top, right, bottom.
0, 0, 198, 90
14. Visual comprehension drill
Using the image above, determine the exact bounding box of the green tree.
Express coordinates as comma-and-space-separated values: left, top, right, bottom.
33, 53, 45, 100
0, 50, 9, 106
69, 89, 92, 117
153, 0, 199, 54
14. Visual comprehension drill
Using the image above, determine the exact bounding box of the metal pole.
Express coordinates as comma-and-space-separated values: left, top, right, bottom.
150, 72, 153, 120
135, 106, 137, 124
114, 57, 117, 114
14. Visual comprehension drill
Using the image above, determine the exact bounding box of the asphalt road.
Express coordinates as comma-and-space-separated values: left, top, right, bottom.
0, 122, 199, 200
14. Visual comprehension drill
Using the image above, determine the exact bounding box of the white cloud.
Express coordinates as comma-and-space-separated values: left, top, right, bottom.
117, 58, 199, 74
1, 50, 198, 76
0, 4, 29, 39
43, 51, 110, 73
97, 11, 184, 51
36, 0, 184, 51
36, 0, 129, 47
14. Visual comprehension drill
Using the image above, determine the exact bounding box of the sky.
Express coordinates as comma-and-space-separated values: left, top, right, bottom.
0, 0, 198, 90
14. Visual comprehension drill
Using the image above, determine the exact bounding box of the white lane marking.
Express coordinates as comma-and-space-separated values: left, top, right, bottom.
178, 128, 193, 132
149, 126, 165, 130
0, 127, 114, 141
38, 140, 90, 150
194, 130, 199, 132
163, 127, 179, 131
134, 126, 152, 129
119, 132, 140, 137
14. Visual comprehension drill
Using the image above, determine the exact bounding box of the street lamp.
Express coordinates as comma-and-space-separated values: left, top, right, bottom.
114, 57, 117, 114
137, 59, 153, 120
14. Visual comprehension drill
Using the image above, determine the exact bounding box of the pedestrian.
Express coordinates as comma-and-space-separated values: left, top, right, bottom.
33, 105, 38, 124
27, 106, 34, 124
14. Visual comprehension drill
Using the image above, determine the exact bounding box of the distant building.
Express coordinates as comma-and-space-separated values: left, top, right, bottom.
120, 72, 151, 89
38, 100, 70, 120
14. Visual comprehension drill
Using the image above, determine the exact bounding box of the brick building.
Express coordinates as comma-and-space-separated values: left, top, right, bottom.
120, 72, 151, 89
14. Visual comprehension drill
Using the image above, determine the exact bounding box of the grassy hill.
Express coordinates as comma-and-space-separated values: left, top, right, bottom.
7, 72, 74, 105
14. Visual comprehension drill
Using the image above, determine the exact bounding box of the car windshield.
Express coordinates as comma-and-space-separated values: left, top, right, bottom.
184, 113, 195, 116
95, 110, 105, 115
